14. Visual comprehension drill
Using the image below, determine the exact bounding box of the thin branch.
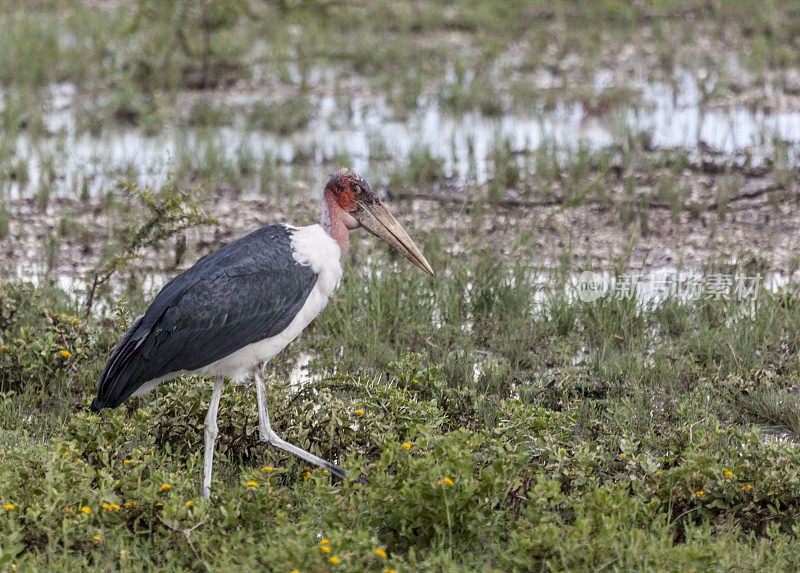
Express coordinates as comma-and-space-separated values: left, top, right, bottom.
156, 514, 204, 560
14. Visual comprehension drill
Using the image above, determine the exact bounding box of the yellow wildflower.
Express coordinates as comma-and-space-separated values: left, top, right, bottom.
65, 507, 74, 514
71, 318, 78, 324
401, 442, 411, 449
321, 546, 332, 554
696, 491, 704, 497
110, 504, 120, 510
124, 459, 132, 464
261, 466, 274, 472
290, 570, 299, 573
444, 477, 454, 485
120, 550, 128, 558
303, 471, 311, 479
0, 345, 6, 350
80, 506, 91, 514
329, 556, 340, 564
92, 535, 101, 542
412, 379, 418, 383
159, 483, 171, 492
723, 469, 733, 478
246, 481, 258, 488
374, 549, 388, 558
320, 539, 330, 545
185, 501, 193, 507
354, 409, 365, 415
742, 484, 753, 491
124, 501, 137, 509
385, 569, 398, 573
60, 350, 71, 358
620, 453, 626, 458
3, 504, 14, 510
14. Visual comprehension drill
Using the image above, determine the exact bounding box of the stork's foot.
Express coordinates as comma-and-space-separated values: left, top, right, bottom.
322, 458, 369, 486
311, 455, 369, 486
321, 464, 369, 486
265, 429, 369, 485
253, 367, 368, 487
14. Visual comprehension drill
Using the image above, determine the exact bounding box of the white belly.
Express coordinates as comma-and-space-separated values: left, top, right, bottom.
131, 223, 341, 396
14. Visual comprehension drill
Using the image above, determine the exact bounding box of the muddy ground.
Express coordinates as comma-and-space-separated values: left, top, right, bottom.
3, 4, 800, 287
4, 153, 799, 289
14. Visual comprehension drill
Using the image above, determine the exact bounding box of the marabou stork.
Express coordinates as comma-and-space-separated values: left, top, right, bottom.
91, 169, 433, 498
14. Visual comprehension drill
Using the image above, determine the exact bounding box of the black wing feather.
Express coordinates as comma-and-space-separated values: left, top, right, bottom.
91, 225, 318, 410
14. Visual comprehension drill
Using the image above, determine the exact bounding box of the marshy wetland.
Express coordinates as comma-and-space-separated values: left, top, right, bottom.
2, 1, 800, 570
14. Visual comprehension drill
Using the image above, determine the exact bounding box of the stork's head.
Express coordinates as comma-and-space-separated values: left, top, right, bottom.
324, 168, 434, 277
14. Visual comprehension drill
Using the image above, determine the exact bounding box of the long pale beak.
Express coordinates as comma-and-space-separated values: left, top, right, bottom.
353, 200, 434, 277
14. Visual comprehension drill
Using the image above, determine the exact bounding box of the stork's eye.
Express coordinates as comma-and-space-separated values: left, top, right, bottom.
352, 184, 363, 194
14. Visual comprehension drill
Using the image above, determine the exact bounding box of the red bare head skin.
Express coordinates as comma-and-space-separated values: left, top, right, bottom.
324, 168, 379, 213
322, 168, 377, 255
320, 168, 433, 276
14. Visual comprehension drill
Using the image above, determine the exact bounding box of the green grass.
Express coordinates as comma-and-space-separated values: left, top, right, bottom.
2, 0, 800, 134
247, 100, 313, 135
389, 147, 447, 189
2, 252, 800, 570
2, 0, 800, 569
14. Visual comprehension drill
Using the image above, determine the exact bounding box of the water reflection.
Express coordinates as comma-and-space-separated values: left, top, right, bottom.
5, 67, 800, 200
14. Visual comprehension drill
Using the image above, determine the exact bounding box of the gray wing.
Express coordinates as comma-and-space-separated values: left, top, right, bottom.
92, 224, 318, 410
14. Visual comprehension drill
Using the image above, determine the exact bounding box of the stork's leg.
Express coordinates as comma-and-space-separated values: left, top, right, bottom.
254, 366, 367, 484
202, 376, 224, 500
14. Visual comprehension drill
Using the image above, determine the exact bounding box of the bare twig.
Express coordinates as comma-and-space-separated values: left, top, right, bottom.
83, 178, 218, 316
156, 514, 204, 560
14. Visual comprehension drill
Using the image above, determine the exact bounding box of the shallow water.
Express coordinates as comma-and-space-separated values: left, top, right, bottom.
759, 424, 800, 447
4, 67, 800, 200
289, 352, 315, 390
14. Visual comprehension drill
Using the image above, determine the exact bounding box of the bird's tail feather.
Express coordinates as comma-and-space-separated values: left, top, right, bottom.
94, 316, 147, 410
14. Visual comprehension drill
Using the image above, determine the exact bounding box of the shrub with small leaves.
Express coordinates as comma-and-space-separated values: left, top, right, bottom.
0, 283, 95, 392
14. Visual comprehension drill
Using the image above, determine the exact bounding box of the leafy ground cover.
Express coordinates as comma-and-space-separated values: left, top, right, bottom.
2, 254, 800, 570
2, 0, 800, 570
